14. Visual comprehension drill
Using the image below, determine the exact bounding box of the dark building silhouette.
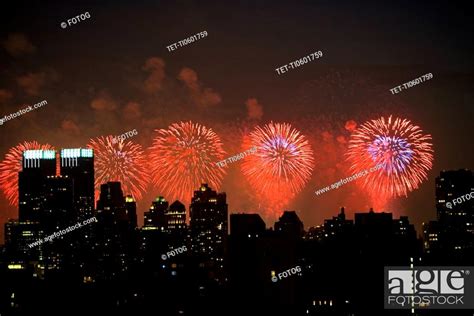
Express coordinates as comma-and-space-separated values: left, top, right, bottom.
230, 213, 265, 237
166, 200, 186, 232
322, 207, 353, 240
274, 210, 304, 238
125, 195, 137, 229
2, 149, 474, 316
424, 169, 474, 263
4, 150, 56, 273
18, 149, 56, 221
140, 197, 187, 271
95, 182, 137, 280
166, 200, 187, 247
229, 213, 267, 313
144, 196, 168, 230
41, 175, 75, 275
59, 148, 94, 221
189, 183, 228, 283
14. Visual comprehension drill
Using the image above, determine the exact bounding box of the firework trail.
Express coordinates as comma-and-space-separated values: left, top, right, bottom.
0, 141, 55, 206
148, 121, 227, 203
346, 116, 434, 203
241, 122, 315, 217
87, 136, 149, 200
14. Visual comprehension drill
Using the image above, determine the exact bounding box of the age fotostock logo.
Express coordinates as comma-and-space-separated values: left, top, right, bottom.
384, 267, 474, 309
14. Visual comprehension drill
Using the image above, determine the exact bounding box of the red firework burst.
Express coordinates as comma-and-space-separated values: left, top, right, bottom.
346, 116, 434, 202
0, 141, 55, 205
241, 122, 315, 216
87, 136, 149, 200
148, 121, 227, 203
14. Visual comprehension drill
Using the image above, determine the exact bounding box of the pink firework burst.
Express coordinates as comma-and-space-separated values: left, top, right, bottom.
241, 122, 315, 217
87, 136, 149, 200
346, 115, 434, 202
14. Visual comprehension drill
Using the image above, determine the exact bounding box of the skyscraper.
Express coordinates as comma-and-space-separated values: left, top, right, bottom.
59, 148, 94, 221
166, 200, 186, 233
166, 200, 187, 247
425, 169, 474, 258
19, 149, 56, 221
5, 150, 56, 272
95, 182, 136, 279
42, 175, 75, 275
125, 195, 137, 229
189, 183, 228, 282
143, 196, 168, 231
42, 175, 74, 230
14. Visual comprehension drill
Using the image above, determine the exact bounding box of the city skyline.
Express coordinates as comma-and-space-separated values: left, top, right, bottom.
1, 1, 474, 244
0, 144, 472, 314
1, 146, 473, 242
1, 1, 473, 314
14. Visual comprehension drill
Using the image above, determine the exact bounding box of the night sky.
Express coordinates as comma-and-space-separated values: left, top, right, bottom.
1, 0, 473, 243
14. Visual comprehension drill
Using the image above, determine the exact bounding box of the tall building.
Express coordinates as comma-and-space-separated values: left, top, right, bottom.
95, 182, 137, 280
4, 150, 56, 273
59, 148, 94, 221
229, 213, 266, 310
18, 149, 56, 221
42, 175, 74, 230
189, 183, 228, 282
436, 169, 473, 221
125, 195, 137, 229
41, 176, 77, 275
166, 200, 187, 247
166, 200, 186, 233
425, 169, 474, 258
144, 196, 168, 231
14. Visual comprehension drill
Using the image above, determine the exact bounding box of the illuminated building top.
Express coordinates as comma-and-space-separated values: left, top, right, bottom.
23, 150, 56, 160
61, 148, 94, 158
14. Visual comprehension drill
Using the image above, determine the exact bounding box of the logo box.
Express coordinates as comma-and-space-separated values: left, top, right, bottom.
384, 266, 474, 309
